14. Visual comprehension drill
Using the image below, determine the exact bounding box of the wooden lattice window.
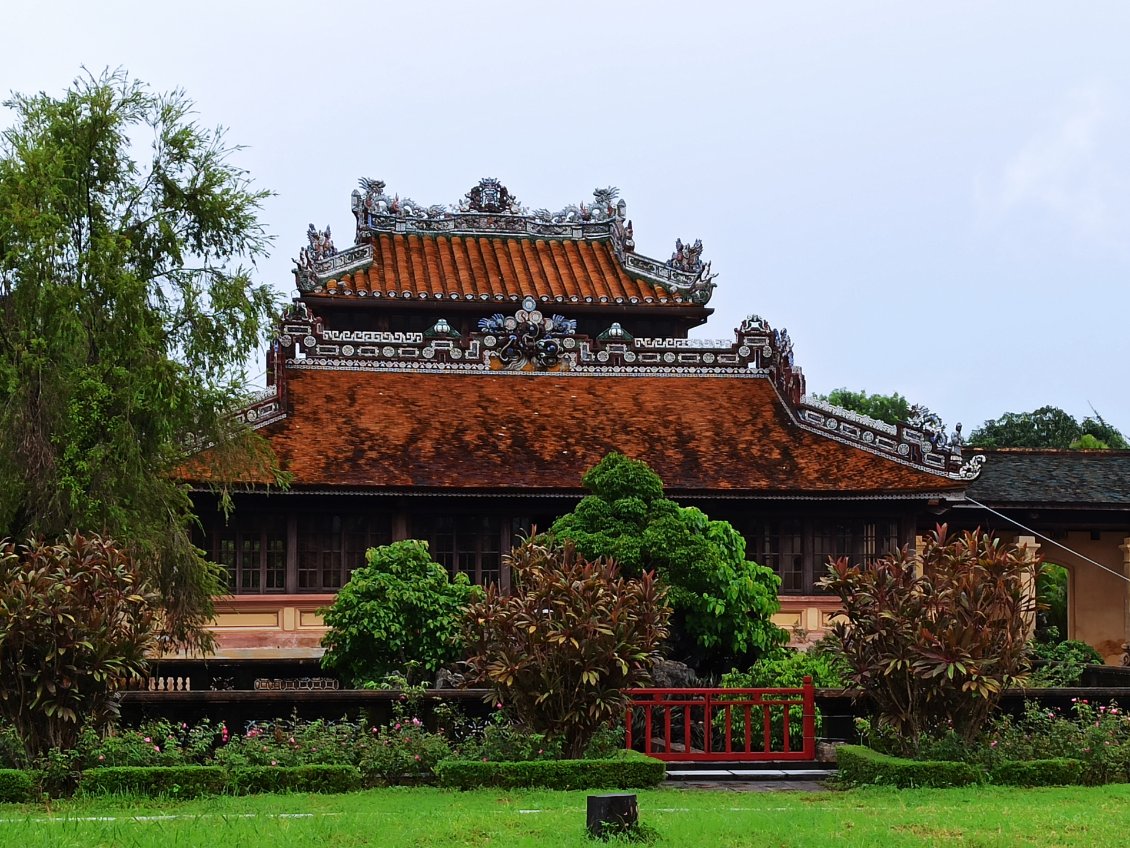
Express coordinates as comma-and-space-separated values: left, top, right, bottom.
212, 519, 286, 594
415, 515, 503, 586
298, 513, 391, 591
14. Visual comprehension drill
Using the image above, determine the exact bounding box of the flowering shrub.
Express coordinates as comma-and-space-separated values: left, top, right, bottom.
984, 700, 1130, 785
74, 720, 220, 768
359, 720, 453, 785
859, 698, 1130, 786
211, 718, 360, 768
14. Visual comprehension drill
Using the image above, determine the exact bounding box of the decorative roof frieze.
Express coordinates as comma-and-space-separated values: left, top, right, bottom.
796, 396, 971, 478
292, 178, 718, 303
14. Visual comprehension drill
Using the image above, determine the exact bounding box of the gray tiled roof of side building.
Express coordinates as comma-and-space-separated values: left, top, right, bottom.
965, 449, 1130, 506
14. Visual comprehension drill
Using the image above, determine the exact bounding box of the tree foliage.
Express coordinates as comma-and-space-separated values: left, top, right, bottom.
0, 532, 159, 759
550, 453, 786, 670
815, 388, 913, 426
319, 540, 480, 687
0, 70, 284, 649
819, 525, 1037, 753
464, 538, 670, 758
968, 406, 1128, 450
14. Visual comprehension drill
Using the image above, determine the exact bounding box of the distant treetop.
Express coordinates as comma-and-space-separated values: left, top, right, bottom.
968, 406, 1128, 450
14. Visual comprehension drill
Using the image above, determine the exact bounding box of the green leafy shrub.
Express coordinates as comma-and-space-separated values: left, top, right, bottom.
550, 453, 786, 670
820, 525, 1036, 753
0, 725, 27, 770
1029, 640, 1104, 687
465, 537, 670, 758
835, 745, 982, 788
436, 750, 664, 790
79, 765, 227, 798
0, 769, 33, 802
989, 758, 1084, 787
719, 648, 844, 749
457, 719, 562, 763
228, 765, 360, 795
0, 533, 159, 758
320, 540, 481, 686
583, 725, 628, 760
723, 646, 848, 689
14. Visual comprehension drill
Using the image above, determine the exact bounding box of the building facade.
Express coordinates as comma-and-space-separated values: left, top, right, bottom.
187, 178, 987, 665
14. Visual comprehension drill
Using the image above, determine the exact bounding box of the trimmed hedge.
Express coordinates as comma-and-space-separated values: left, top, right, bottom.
80, 766, 227, 798
436, 751, 665, 790
76, 765, 362, 798
228, 765, 361, 795
990, 758, 1084, 787
0, 769, 34, 803
835, 745, 981, 788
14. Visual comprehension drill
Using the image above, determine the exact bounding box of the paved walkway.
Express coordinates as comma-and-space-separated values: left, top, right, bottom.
665, 779, 830, 792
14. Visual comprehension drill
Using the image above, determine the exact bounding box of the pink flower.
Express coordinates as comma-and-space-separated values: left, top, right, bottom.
990, 741, 997, 748
144, 737, 152, 743
271, 760, 277, 766
414, 754, 422, 762
412, 718, 422, 726
394, 723, 401, 730
482, 757, 489, 762
371, 727, 378, 734
98, 755, 105, 762
153, 745, 160, 752
495, 703, 503, 710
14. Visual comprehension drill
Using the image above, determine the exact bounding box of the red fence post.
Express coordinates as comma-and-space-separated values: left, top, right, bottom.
802, 675, 816, 759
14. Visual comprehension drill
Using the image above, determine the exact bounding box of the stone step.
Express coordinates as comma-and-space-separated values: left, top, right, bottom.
665, 765, 834, 781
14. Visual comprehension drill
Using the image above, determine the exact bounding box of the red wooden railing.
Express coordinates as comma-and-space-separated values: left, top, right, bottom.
624, 677, 816, 761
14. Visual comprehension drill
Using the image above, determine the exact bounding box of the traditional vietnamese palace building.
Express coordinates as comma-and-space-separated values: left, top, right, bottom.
184, 177, 1130, 670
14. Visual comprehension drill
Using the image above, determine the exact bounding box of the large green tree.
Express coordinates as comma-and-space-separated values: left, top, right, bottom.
0, 70, 283, 650
320, 540, 480, 687
968, 406, 1128, 450
814, 388, 912, 427
550, 453, 786, 671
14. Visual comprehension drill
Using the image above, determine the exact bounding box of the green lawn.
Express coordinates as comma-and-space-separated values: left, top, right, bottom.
0, 784, 1128, 847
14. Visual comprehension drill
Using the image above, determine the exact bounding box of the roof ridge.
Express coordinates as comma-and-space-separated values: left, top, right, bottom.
292, 178, 717, 305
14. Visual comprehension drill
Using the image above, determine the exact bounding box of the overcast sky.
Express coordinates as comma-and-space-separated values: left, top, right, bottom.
4, 2, 1129, 435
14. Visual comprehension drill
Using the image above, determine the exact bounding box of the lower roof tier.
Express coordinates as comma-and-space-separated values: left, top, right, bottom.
216, 369, 966, 497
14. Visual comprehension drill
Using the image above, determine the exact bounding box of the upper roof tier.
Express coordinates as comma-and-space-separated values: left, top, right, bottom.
293, 179, 718, 308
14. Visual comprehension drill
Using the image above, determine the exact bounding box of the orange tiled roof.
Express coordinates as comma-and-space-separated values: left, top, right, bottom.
222, 369, 963, 495
317, 234, 697, 307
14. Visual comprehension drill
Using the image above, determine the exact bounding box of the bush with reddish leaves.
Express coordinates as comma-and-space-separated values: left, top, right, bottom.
464, 538, 670, 759
0, 532, 159, 758
820, 524, 1037, 753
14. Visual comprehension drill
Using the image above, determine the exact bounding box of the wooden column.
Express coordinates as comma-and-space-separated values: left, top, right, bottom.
1120, 537, 1130, 661
1016, 534, 1041, 639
